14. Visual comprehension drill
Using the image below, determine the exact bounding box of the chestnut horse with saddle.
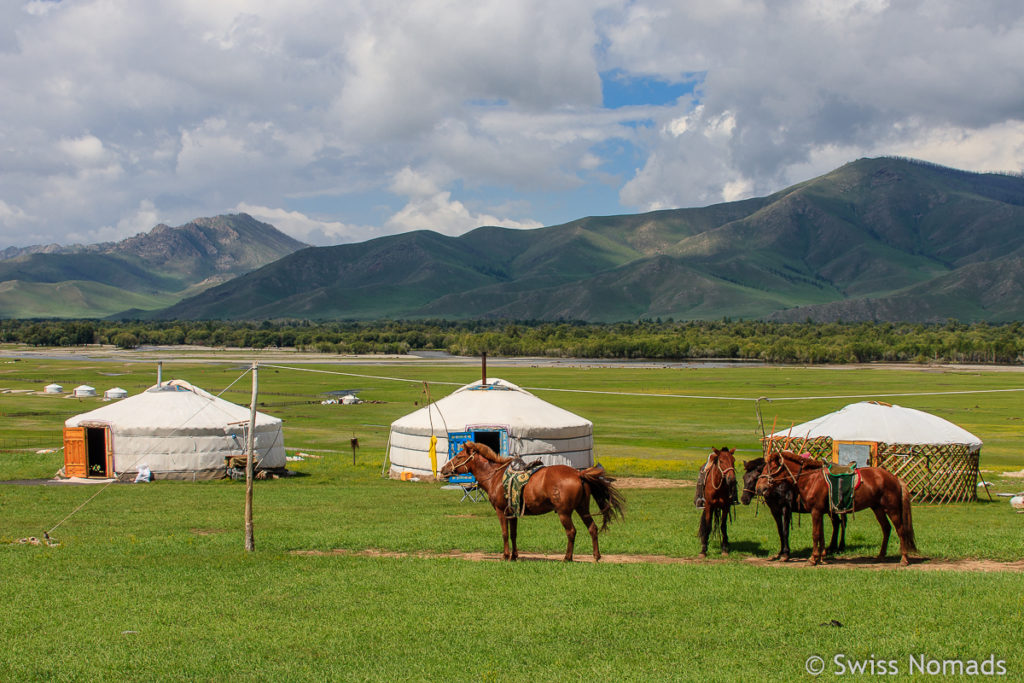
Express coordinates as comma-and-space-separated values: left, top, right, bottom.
695, 447, 738, 558
755, 449, 917, 565
440, 441, 625, 561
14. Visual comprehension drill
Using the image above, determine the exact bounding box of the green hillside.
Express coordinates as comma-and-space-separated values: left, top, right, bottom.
0, 280, 179, 318
0, 214, 306, 319
10, 158, 1024, 322
151, 157, 1024, 322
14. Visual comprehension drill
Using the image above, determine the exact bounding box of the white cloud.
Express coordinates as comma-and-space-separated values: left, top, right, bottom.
385, 168, 543, 236
0, 0, 1023, 249
0, 200, 32, 230
22, 1, 60, 17
57, 134, 109, 167
234, 202, 374, 245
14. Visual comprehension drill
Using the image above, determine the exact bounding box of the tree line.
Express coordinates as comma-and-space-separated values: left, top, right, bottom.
1, 318, 1022, 364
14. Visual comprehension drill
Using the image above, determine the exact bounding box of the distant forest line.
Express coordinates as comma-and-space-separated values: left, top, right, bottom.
2, 319, 1023, 365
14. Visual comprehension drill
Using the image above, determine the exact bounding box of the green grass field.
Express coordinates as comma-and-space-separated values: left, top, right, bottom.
1, 352, 1023, 680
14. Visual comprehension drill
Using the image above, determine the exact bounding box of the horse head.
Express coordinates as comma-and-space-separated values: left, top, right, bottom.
439, 441, 476, 478
708, 446, 737, 492
755, 449, 785, 497
740, 458, 764, 505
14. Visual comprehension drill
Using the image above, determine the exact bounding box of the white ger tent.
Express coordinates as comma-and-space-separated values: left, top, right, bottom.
387, 378, 593, 479
765, 401, 982, 502
63, 379, 285, 480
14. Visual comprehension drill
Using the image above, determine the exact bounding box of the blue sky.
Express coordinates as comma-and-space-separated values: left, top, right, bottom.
2, 1, 1023, 246
600, 69, 702, 109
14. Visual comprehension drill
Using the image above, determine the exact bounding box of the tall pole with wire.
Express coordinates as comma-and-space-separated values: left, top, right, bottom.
244, 361, 258, 552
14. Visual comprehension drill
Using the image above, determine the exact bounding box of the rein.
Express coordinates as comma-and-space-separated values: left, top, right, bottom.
705, 454, 736, 494
757, 453, 822, 509
443, 449, 511, 487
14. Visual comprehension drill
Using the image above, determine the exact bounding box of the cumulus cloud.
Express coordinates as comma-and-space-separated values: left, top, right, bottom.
234, 202, 375, 245
605, 0, 1024, 209
0, 0, 1022, 247
385, 167, 543, 235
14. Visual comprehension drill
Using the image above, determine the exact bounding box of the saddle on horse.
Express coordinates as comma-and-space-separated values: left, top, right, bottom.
824, 464, 861, 514
502, 457, 544, 517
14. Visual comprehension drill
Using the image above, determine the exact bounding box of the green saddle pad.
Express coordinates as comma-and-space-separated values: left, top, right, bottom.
826, 471, 857, 513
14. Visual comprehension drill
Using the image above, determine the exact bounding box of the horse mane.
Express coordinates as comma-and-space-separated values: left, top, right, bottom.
777, 449, 826, 469
743, 457, 765, 472
466, 441, 511, 464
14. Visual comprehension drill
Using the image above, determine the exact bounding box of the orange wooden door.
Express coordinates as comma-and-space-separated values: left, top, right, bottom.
63, 427, 88, 478
104, 427, 114, 477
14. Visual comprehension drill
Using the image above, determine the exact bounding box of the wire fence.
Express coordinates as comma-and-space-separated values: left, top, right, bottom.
0, 436, 60, 453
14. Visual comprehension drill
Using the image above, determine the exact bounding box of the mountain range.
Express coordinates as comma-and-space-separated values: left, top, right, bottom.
0, 214, 306, 318
153, 157, 1024, 322
4, 156, 1024, 322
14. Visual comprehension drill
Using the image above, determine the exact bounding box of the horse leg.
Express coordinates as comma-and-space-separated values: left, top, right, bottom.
720, 507, 730, 556
826, 512, 840, 555
509, 517, 519, 561
873, 507, 891, 561
697, 508, 710, 559
839, 513, 847, 552
779, 508, 792, 562
808, 509, 824, 565
885, 506, 909, 566
558, 511, 577, 562
576, 502, 601, 562
768, 509, 785, 561
498, 513, 511, 561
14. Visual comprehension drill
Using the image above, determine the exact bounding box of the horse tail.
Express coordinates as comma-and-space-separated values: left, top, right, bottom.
580, 466, 626, 531
709, 507, 723, 538
900, 480, 918, 553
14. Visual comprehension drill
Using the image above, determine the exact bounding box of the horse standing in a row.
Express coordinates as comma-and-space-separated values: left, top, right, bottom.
755, 449, 917, 565
740, 457, 846, 562
695, 447, 738, 558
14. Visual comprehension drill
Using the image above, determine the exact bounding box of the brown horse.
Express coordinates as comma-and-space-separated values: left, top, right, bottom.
439, 441, 625, 561
697, 447, 738, 558
755, 449, 918, 566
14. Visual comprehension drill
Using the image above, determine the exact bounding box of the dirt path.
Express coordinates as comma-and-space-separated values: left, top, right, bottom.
613, 477, 692, 488
293, 548, 1024, 572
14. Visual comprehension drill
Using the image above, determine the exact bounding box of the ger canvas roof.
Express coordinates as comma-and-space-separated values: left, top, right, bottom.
392, 378, 591, 438
769, 401, 981, 447
65, 379, 280, 436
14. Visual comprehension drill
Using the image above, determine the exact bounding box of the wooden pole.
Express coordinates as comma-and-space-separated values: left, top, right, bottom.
244, 361, 258, 552
481, 351, 487, 386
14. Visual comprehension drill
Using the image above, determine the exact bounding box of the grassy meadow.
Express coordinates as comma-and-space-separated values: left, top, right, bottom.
1, 351, 1024, 680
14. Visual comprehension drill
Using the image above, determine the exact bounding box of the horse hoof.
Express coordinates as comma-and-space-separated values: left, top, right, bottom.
721, 550, 729, 557
900, 557, 910, 567
807, 558, 819, 566
698, 552, 707, 560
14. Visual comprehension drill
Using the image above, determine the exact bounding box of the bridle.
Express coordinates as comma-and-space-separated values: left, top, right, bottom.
442, 449, 474, 475
442, 446, 511, 486
756, 452, 816, 499
705, 452, 736, 493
